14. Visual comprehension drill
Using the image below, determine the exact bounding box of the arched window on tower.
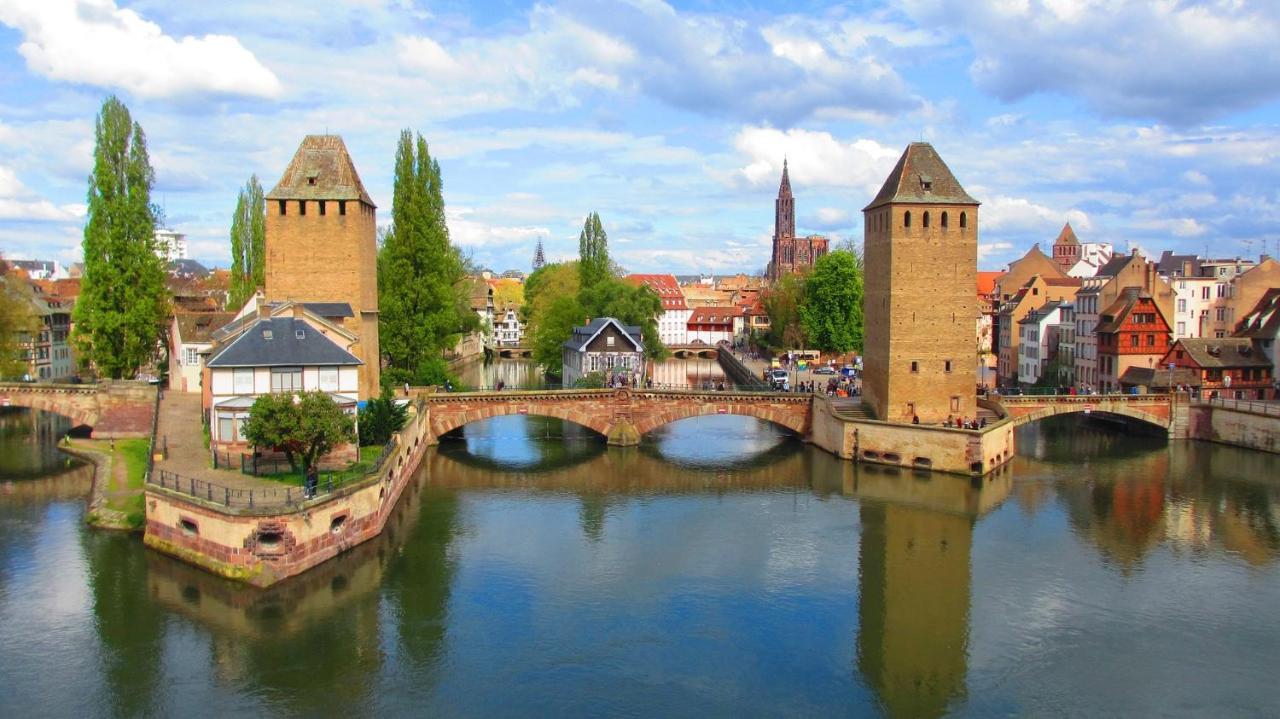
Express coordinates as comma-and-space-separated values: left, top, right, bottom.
941, 212, 949, 228
959, 212, 967, 228
923, 211, 930, 228
904, 211, 911, 228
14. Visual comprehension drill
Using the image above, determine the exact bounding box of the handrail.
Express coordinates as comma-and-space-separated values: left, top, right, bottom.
143, 385, 162, 483
1195, 397, 1280, 417
148, 437, 398, 510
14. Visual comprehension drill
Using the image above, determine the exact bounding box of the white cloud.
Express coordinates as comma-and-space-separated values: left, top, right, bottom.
980, 195, 1091, 235
446, 206, 548, 249
0, 164, 85, 221
815, 207, 849, 225
903, 0, 1280, 123
0, 0, 281, 98
732, 127, 900, 195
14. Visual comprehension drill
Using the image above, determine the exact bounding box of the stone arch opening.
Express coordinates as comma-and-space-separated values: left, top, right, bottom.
1012, 406, 1169, 434
904, 211, 911, 228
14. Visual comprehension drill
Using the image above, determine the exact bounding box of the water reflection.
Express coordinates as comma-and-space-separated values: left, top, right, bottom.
454, 356, 548, 390
0, 408, 84, 479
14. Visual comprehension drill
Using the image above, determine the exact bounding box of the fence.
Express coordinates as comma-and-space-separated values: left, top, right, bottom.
153, 438, 398, 510
1199, 397, 1280, 417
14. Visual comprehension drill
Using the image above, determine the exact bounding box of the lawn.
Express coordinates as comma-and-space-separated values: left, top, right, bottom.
106, 438, 150, 527
257, 444, 387, 487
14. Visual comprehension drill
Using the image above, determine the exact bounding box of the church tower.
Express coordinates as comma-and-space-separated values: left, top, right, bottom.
862, 143, 978, 423
265, 135, 380, 398
1051, 222, 1081, 273
768, 160, 796, 281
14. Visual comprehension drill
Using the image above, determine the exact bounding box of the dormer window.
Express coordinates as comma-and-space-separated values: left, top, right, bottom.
307, 175, 317, 186
919, 174, 933, 192
296, 329, 305, 340
263, 329, 273, 340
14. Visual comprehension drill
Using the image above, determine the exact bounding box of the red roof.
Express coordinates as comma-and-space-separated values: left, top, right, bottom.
976, 271, 1000, 297
687, 306, 742, 327
625, 274, 688, 311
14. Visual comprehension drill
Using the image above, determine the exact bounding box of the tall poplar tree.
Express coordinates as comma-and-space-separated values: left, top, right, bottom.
73, 96, 168, 379
228, 174, 266, 310
577, 212, 610, 295
378, 130, 471, 386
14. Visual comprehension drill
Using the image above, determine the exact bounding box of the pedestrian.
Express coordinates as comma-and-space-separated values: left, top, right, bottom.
912, 414, 920, 425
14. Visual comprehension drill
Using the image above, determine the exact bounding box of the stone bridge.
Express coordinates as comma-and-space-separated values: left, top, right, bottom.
419, 388, 811, 445
0, 380, 157, 437
993, 394, 1176, 430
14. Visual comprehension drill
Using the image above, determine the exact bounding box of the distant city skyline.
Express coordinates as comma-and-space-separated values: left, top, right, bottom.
1, 1, 1279, 274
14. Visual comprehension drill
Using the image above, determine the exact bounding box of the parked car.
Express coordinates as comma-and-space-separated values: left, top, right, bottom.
768, 368, 790, 390
813, 366, 836, 375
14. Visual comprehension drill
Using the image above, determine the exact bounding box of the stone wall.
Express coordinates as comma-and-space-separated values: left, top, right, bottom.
1184, 403, 1280, 454
143, 399, 433, 587
0, 380, 155, 437
810, 395, 1011, 475
715, 350, 768, 389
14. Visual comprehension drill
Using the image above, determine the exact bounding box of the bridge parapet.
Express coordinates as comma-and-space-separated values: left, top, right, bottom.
992, 393, 1174, 429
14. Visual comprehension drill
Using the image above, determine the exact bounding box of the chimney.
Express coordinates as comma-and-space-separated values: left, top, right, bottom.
292, 302, 305, 319
585, 317, 591, 326
257, 302, 270, 319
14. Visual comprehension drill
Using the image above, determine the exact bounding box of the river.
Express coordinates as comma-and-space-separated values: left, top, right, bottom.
2, 377, 1280, 717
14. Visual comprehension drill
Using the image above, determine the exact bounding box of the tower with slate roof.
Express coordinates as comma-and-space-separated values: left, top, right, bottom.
862, 143, 979, 424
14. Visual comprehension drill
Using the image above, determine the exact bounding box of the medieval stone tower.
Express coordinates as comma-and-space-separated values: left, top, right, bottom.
862, 143, 978, 424
1052, 222, 1081, 272
265, 135, 380, 398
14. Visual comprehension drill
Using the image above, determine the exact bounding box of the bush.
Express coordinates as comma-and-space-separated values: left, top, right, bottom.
572, 371, 607, 389
358, 390, 408, 446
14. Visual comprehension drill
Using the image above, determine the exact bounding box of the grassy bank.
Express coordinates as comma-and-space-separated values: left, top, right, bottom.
68, 437, 150, 531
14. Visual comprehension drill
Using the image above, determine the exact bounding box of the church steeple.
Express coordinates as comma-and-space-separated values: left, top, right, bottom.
775, 159, 795, 240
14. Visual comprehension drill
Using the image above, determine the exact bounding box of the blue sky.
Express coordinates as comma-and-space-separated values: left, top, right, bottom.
1, 0, 1279, 274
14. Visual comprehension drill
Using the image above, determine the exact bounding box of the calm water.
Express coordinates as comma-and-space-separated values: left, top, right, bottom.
2, 402, 1280, 717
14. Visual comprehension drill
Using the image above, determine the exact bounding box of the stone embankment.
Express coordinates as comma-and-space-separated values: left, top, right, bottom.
716, 350, 769, 390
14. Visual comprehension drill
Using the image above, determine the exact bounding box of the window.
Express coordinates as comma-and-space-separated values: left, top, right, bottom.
941, 212, 948, 228
233, 368, 254, 394
1146, 334, 1155, 346
606, 335, 615, 347
339, 201, 347, 216
183, 347, 199, 366
278, 200, 286, 215
904, 211, 911, 228
960, 212, 967, 228
1177, 299, 1187, 313
923, 211, 930, 228
910, 361, 919, 373
271, 367, 303, 392
218, 415, 233, 442
299, 200, 307, 216
318, 366, 339, 392
1202, 286, 1210, 300
944, 359, 952, 373
1177, 321, 1186, 336
319, 200, 326, 216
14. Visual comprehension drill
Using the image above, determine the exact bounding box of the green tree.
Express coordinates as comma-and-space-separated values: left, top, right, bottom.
763, 272, 808, 350
530, 293, 586, 374
242, 391, 355, 477
0, 261, 38, 378
73, 96, 168, 379
799, 250, 864, 353
580, 278, 668, 361
378, 130, 474, 387
357, 388, 408, 446
228, 175, 266, 310
577, 212, 610, 295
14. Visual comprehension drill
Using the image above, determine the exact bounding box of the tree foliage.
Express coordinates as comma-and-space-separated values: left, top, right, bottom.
228, 175, 265, 310
799, 250, 864, 353
378, 129, 476, 387
0, 261, 38, 378
577, 212, 610, 294
762, 272, 808, 350
357, 389, 408, 446
242, 391, 355, 476
580, 279, 668, 361
73, 96, 168, 379
530, 292, 585, 374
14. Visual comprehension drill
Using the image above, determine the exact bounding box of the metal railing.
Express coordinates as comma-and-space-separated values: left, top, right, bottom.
151, 438, 398, 510
1198, 397, 1280, 417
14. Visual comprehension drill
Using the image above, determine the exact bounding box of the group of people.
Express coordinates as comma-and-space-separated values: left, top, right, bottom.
937, 415, 986, 430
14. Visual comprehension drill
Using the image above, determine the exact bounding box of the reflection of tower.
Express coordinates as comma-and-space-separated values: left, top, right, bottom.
857, 502, 971, 719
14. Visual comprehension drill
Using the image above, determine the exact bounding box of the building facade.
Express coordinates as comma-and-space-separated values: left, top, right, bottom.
154, 229, 189, 261
21, 294, 73, 381
767, 160, 829, 281
1095, 289, 1173, 393
1017, 300, 1070, 386
626, 274, 689, 345
1072, 250, 1175, 391
1162, 337, 1273, 400
1233, 287, 1280, 386
561, 318, 644, 386
862, 143, 978, 423
996, 275, 1079, 387
493, 305, 523, 347
264, 135, 380, 398
169, 312, 234, 393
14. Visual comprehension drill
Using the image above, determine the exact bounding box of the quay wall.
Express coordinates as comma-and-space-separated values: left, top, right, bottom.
142, 400, 433, 587
1184, 403, 1280, 454
717, 351, 768, 390
809, 395, 1012, 476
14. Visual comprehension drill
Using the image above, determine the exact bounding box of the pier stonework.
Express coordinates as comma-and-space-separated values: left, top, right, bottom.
0, 380, 156, 437
862, 143, 979, 425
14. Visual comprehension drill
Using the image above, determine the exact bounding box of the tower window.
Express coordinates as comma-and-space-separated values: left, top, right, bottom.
959, 212, 967, 228
904, 211, 911, 228
319, 200, 326, 216
910, 361, 919, 373
941, 212, 948, 228
278, 200, 286, 215
299, 200, 307, 216
923, 211, 930, 228
945, 360, 952, 373
339, 201, 346, 216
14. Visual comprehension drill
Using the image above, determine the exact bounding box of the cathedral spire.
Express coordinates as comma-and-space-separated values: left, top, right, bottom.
778, 158, 792, 198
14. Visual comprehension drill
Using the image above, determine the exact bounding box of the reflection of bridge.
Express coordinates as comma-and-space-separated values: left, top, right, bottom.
0, 381, 157, 437
496, 344, 722, 359
994, 394, 1176, 430
421, 388, 811, 446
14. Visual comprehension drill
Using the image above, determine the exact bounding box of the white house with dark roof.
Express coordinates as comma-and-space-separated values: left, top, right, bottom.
203, 303, 362, 456
562, 317, 644, 386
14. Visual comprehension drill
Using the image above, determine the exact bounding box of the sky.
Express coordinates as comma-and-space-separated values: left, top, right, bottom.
1, 0, 1279, 275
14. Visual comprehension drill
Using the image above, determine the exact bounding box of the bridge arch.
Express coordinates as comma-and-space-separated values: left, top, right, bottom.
1002, 398, 1171, 432
427, 401, 614, 441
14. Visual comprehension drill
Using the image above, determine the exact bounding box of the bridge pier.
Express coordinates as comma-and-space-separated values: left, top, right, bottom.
606, 419, 641, 447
